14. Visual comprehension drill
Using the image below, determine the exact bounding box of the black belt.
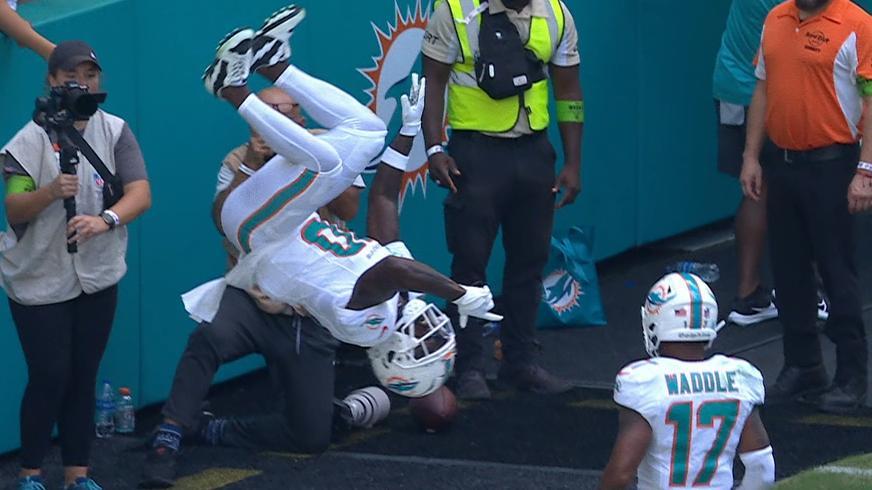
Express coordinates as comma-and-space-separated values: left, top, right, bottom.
774, 143, 859, 164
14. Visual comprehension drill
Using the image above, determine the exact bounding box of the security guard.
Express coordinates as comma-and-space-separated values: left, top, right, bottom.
422, 0, 583, 399
742, 0, 872, 413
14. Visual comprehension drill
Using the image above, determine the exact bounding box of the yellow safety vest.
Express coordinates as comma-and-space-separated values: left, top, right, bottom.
444, 0, 565, 133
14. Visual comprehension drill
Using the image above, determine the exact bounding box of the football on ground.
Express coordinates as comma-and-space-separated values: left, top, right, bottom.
409, 385, 458, 433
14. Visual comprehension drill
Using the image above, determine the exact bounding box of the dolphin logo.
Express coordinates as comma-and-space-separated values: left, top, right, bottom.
542, 269, 582, 314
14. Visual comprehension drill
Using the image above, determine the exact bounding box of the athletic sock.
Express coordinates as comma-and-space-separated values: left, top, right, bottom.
200, 418, 227, 446
153, 423, 182, 453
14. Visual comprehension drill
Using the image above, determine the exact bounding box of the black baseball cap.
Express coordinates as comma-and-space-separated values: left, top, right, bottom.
48, 40, 102, 73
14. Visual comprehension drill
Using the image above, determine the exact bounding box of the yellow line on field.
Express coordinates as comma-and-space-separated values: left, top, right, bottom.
795, 414, 872, 428
261, 450, 314, 460
332, 427, 390, 449
173, 468, 261, 490
568, 399, 616, 410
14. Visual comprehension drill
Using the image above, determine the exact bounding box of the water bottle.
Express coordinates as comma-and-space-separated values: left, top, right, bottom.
482, 321, 501, 337
95, 380, 115, 439
665, 261, 720, 283
115, 387, 135, 434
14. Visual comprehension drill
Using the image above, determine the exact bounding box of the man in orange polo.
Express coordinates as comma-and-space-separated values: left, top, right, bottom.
742, 0, 872, 413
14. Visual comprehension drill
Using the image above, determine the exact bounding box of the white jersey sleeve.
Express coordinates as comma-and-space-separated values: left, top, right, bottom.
613, 360, 661, 424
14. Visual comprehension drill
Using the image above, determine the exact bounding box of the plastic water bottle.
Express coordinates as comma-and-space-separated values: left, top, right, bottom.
115, 387, 135, 434
665, 261, 720, 283
482, 321, 501, 337
95, 380, 115, 439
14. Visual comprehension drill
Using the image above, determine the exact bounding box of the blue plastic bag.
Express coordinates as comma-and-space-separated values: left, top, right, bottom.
537, 226, 607, 328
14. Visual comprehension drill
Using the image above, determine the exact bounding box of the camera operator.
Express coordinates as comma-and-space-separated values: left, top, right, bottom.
0, 40, 150, 490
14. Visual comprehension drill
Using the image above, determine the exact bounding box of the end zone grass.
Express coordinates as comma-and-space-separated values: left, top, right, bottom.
777, 453, 872, 489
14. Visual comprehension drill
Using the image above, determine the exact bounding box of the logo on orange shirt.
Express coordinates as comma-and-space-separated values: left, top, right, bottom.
805, 31, 830, 52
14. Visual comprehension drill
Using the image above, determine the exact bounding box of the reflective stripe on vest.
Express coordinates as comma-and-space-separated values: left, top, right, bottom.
445, 0, 565, 132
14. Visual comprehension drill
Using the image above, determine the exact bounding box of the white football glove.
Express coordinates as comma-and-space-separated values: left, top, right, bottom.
400, 74, 426, 137
452, 285, 503, 328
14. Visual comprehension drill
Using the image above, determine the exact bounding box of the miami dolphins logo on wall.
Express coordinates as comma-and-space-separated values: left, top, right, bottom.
542, 269, 583, 315
359, 0, 444, 210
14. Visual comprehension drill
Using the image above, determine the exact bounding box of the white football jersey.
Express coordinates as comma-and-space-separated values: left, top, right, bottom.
253, 213, 399, 347
221, 127, 384, 256
613, 355, 765, 489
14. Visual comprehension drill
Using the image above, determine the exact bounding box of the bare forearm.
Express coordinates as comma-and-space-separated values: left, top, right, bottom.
422, 56, 450, 149
559, 122, 582, 169
0, 4, 54, 59
110, 180, 151, 225
552, 64, 583, 167
389, 257, 464, 301
4, 186, 56, 225
367, 136, 414, 244
744, 81, 767, 160
598, 471, 634, 490
325, 187, 362, 222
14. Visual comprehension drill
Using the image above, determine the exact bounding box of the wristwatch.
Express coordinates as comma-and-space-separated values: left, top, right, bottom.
100, 210, 119, 230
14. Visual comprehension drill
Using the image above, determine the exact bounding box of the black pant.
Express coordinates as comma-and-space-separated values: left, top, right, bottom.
161, 286, 339, 452
9, 286, 118, 469
763, 148, 868, 384
444, 130, 556, 373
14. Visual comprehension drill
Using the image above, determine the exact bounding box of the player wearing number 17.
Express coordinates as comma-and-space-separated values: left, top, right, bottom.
599, 273, 774, 490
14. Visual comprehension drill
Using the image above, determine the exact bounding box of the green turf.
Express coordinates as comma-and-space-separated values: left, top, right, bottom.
777, 453, 872, 489
777, 471, 872, 490
837, 453, 872, 470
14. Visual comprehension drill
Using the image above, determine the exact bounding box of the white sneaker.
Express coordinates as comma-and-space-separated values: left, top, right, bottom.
251, 5, 306, 72
203, 28, 254, 97
727, 287, 778, 327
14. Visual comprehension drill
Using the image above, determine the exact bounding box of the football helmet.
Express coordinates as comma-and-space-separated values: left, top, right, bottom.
368, 299, 456, 397
641, 272, 718, 356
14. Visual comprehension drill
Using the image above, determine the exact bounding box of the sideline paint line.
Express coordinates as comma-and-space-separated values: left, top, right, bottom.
261, 451, 314, 460
796, 414, 872, 429
569, 399, 616, 410
816, 466, 872, 478
173, 468, 261, 490
329, 451, 602, 477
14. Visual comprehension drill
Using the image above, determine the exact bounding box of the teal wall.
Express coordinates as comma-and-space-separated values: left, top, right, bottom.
1, 0, 843, 453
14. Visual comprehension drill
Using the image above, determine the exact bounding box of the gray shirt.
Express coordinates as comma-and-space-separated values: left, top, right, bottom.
2, 122, 148, 185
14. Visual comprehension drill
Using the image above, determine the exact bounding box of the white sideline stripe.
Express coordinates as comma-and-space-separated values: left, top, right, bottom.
330, 451, 602, 477
816, 466, 872, 478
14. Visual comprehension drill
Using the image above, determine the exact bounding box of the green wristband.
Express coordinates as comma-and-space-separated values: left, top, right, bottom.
5, 175, 36, 195
556, 100, 584, 123
859, 77, 872, 97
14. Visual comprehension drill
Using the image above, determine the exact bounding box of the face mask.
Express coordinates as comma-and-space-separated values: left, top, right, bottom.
794, 0, 830, 11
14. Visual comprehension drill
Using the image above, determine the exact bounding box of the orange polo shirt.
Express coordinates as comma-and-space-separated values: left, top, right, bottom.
756, 0, 872, 150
